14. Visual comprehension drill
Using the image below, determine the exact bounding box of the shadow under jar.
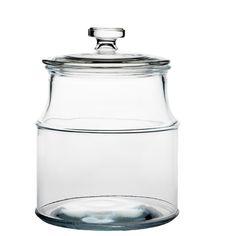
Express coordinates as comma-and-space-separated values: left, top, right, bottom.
36, 27, 179, 231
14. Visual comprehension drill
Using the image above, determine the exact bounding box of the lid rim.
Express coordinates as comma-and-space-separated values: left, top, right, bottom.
42, 55, 170, 69
42, 60, 170, 67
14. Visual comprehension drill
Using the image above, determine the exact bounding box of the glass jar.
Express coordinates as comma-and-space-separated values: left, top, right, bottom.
36, 28, 179, 230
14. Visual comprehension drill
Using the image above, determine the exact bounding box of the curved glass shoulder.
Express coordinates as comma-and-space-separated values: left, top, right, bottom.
37, 71, 178, 134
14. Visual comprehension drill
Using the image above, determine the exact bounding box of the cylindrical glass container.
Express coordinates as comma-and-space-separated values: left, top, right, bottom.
36, 28, 179, 230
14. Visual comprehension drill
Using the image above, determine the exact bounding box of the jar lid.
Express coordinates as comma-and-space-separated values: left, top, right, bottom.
43, 28, 170, 74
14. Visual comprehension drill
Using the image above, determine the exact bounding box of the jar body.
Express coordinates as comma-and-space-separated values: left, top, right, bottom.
36, 71, 178, 230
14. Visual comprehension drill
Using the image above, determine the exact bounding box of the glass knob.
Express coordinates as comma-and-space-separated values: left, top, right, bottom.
88, 27, 125, 53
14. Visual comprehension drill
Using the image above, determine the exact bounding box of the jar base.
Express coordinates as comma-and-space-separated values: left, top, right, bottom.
36, 195, 178, 231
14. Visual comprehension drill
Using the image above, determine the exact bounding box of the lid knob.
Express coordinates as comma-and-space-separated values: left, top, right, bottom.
88, 27, 125, 53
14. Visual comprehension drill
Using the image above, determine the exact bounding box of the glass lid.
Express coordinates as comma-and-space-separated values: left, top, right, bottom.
43, 28, 170, 70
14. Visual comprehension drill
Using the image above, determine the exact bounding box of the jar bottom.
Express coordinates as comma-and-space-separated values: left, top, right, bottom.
36, 195, 178, 231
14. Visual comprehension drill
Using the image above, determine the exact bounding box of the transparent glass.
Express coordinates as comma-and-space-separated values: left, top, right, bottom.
36, 28, 179, 231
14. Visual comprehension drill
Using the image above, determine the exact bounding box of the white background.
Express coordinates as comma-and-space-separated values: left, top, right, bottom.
0, 0, 235, 235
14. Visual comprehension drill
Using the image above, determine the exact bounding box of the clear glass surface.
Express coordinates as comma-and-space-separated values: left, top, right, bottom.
36, 28, 178, 230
